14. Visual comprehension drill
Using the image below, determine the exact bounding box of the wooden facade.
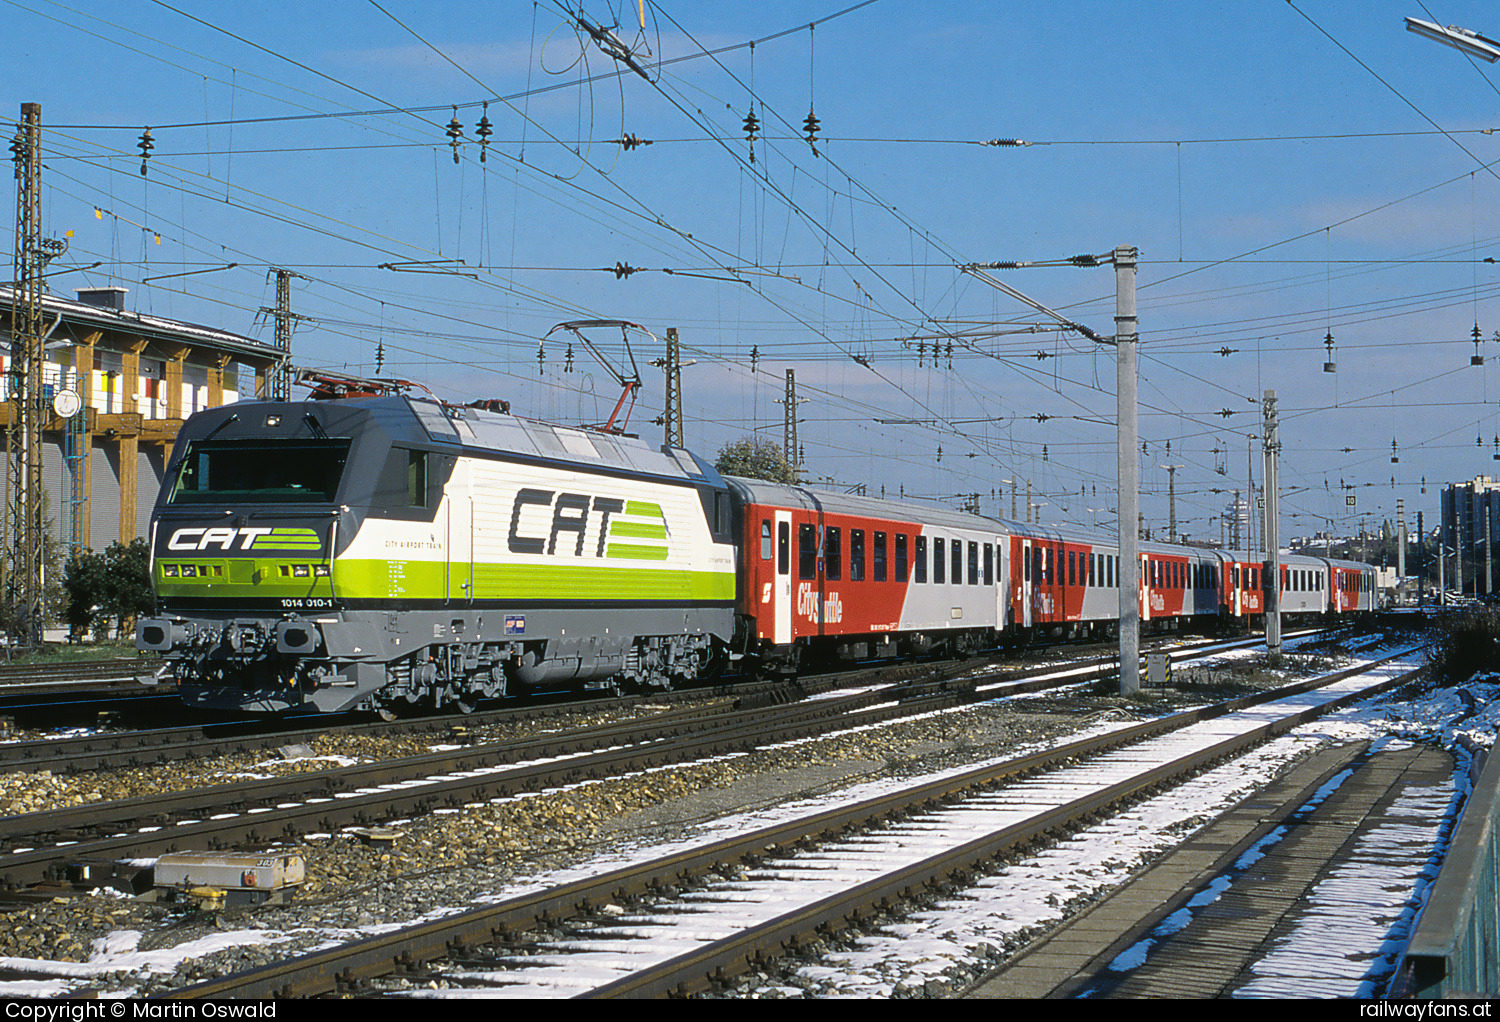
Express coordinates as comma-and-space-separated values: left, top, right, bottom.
0, 286, 285, 554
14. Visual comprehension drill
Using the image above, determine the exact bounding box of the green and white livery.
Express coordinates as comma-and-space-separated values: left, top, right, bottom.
138, 394, 737, 714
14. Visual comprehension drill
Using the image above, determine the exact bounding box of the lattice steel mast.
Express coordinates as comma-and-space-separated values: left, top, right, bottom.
7, 103, 45, 645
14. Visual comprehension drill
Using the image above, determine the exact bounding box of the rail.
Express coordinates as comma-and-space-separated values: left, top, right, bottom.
1395, 741, 1499, 998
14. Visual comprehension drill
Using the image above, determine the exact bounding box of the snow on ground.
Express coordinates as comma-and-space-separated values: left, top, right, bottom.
1, 637, 1484, 999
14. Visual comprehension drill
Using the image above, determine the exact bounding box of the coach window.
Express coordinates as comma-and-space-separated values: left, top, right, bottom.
1043, 546, 1052, 584
761, 520, 773, 561
874, 532, 887, 582
934, 538, 946, 584
953, 541, 964, 586
968, 541, 979, 585
915, 536, 928, 583
851, 529, 866, 581
984, 543, 993, 586
895, 534, 908, 582
798, 523, 817, 580
825, 527, 842, 581
1068, 550, 1076, 586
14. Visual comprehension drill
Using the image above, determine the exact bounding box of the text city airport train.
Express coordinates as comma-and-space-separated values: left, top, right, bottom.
136, 391, 1379, 715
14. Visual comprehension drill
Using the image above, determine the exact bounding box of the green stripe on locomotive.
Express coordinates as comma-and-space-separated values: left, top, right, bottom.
157, 557, 733, 603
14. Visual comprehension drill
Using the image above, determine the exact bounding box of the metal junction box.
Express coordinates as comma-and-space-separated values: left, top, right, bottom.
155, 851, 305, 905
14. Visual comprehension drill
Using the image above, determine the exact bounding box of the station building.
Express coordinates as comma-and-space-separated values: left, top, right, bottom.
0, 285, 286, 556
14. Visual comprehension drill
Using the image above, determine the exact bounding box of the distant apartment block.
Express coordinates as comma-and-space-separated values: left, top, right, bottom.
1440, 475, 1500, 596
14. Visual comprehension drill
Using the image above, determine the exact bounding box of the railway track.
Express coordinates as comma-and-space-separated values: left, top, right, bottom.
0, 654, 1020, 891
154, 643, 1427, 999
0, 631, 1326, 894
0, 629, 1308, 778
0, 656, 167, 709
0, 631, 1342, 887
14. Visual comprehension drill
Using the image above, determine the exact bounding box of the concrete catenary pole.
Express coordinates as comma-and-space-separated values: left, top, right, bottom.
1263, 389, 1282, 657
1116, 246, 1140, 696
1398, 498, 1407, 603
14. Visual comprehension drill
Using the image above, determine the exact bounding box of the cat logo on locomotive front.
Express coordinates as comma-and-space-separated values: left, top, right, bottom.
165, 527, 321, 552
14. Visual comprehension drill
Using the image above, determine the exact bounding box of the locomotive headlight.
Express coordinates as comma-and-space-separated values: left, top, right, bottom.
314, 565, 331, 577
292, 564, 311, 578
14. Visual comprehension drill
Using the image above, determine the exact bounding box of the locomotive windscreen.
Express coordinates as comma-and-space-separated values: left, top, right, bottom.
169, 439, 352, 504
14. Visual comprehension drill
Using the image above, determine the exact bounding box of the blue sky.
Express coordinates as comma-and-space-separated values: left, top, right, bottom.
5, 1, 1500, 549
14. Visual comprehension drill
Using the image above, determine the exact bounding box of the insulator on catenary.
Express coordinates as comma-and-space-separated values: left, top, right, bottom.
447, 107, 464, 164
138, 127, 154, 176
476, 102, 493, 163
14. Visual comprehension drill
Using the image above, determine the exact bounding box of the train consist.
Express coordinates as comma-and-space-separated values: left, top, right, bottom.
137, 392, 1379, 715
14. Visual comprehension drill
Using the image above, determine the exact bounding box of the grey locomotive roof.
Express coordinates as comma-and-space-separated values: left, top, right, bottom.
431, 400, 724, 486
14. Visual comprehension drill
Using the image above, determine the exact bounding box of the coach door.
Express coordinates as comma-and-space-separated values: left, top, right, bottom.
995, 534, 1007, 629
1018, 537, 1033, 628
773, 511, 792, 645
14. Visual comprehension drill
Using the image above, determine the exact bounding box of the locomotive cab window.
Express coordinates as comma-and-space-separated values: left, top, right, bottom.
406, 449, 428, 508
170, 439, 351, 504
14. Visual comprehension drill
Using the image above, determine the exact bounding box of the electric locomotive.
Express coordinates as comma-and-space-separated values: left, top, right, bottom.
137, 390, 737, 715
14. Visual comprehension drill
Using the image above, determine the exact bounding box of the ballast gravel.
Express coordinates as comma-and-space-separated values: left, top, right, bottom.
0, 643, 1411, 997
